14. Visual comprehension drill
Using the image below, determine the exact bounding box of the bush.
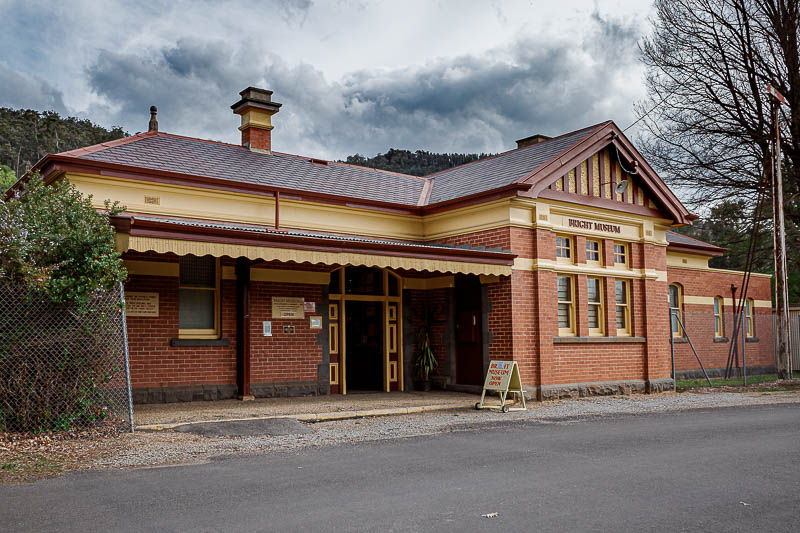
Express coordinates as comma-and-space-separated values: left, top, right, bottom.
0, 174, 128, 432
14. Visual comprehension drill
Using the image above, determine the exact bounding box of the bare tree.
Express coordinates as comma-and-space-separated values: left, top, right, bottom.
637, 0, 799, 223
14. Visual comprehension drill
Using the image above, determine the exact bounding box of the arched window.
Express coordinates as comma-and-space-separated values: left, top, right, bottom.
745, 298, 755, 338
669, 283, 683, 337
713, 296, 724, 337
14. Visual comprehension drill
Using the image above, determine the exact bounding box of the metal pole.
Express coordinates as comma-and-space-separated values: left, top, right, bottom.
119, 282, 135, 433
674, 313, 713, 388
741, 311, 747, 387
670, 309, 676, 391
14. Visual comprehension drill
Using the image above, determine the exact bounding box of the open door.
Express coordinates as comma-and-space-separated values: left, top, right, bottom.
455, 274, 484, 385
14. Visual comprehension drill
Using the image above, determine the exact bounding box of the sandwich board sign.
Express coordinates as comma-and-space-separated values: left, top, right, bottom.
475, 360, 527, 412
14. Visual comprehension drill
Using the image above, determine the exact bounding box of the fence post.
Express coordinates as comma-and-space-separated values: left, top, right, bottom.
119, 282, 135, 433
670, 309, 676, 392
741, 311, 747, 387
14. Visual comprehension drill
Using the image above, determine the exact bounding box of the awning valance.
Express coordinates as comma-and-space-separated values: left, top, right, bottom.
124, 236, 512, 277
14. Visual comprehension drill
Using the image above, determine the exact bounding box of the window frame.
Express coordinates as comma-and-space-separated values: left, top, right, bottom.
587, 277, 604, 336
615, 279, 631, 336
178, 256, 221, 339
613, 242, 628, 267
668, 283, 684, 337
557, 274, 576, 336
713, 296, 724, 338
745, 298, 755, 338
555, 235, 573, 263
585, 239, 602, 265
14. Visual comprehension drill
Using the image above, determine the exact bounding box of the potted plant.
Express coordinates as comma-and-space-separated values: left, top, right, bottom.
414, 307, 438, 391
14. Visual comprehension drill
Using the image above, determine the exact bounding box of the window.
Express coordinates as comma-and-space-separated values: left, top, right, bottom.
714, 296, 724, 337
615, 279, 630, 335
669, 284, 683, 337
179, 255, 220, 338
586, 240, 601, 264
745, 298, 755, 337
613, 243, 628, 266
556, 235, 572, 261
587, 278, 604, 335
557, 275, 575, 335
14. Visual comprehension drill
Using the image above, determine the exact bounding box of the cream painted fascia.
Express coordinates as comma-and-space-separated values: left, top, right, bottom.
123, 259, 178, 277
685, 296, 772, 308
250, 268, 330, 285
421, 198, 517, 240
513, 257, 667, 282
71, 171, 676, 247
403, 276, 455, 290
667, 251, 710, 270
723, 298, 772, 308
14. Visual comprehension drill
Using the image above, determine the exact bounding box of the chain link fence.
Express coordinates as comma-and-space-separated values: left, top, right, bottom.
670, 309, 777, 380
0, 283, 133, 433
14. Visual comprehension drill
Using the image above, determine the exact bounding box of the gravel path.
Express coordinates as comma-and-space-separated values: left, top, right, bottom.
97, 390, 800, 470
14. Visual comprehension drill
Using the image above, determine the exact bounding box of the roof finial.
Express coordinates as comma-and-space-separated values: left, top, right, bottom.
148, 106, 158, 132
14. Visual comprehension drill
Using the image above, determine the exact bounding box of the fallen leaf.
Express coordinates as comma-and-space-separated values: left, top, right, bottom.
740, 501, 751, 506
482, 512, 499, 518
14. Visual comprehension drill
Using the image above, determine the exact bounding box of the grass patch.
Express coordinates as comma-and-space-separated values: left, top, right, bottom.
677, 374, 779, 389
0, 454, 64, 483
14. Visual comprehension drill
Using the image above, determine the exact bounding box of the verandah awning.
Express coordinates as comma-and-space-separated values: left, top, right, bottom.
114, 216, 514, 277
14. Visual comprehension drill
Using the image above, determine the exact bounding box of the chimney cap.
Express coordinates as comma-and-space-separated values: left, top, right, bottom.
231, 86, 282, 114
516, 134, 551, 149
148, 105, 158, 132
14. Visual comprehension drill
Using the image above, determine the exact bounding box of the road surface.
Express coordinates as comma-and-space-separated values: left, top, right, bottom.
2, 403, 798, 532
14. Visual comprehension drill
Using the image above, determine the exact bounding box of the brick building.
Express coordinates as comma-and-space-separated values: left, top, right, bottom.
29, 87, 774, 403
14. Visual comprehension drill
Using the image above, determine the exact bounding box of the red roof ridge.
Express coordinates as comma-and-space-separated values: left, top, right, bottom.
58, 131, 158, 157
270, 150, 426, 181
421, 121, 612, 180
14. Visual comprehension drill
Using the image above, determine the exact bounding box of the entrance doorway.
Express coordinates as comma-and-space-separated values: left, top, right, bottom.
329, 265, 403, 394
455, 274, 484, 385
345, 300, 384, 391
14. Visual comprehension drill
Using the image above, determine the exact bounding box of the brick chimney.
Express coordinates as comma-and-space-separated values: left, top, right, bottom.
231, 87, 282, 152
515, 134, 551, 149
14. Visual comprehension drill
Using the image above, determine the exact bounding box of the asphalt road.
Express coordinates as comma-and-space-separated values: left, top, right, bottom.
2, 403, 799, 532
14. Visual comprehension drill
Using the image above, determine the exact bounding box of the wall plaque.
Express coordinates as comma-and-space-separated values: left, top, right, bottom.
126, 292, 159, 317
304, 301, 316, 313
272, 297, 305, 319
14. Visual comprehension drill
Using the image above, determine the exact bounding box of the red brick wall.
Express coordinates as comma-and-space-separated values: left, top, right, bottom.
249, 281, 324, 384
437, 227, 511, 251
124, 274, 237, 389
551, 344, 646, 383
667, 267, 774, 372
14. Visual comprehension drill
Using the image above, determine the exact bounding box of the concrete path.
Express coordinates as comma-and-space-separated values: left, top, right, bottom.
3, 403, 798, 532
134, 390, 482, 429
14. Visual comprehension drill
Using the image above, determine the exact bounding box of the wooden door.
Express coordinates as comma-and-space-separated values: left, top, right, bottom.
455, 275, 484, 385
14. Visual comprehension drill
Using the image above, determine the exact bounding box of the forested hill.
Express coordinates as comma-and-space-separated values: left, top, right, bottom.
343, 148, 492, 176
0, 108, 127, 176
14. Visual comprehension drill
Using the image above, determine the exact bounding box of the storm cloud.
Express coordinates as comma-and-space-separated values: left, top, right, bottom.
0, 1, 648, 160
81, 10, 642, 159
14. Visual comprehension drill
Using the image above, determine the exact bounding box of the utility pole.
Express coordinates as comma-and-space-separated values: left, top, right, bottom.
767, 83, 792, 379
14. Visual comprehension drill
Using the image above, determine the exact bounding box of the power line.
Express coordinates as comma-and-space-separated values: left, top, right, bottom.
623, 86, 681, 133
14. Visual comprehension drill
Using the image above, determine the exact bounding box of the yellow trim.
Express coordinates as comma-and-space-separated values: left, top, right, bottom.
329, 363, 339, 385
557, 274, 576, 336
403, 276, 455, 290
615, 279, 631, 336
250, 268, 330, 285
667, 251, 710, 270
513, 258, 667, 282
587, 277, 604, 335
329, 303, 339, 321
479, 274, 501, 284
745, 298, 755, 337
123, 259, 178, 277
684, 295, 715, 305
714, 296, 724, 337
222, 266, 236, 280
389, 361, 398, 383
238, 108, 276, 131
178, 257, 221, 339
669, 283, 684, 337
123, 236, 511, 277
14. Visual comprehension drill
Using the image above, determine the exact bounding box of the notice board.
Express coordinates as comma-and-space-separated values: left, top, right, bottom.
272, 297, 304, 319
125, 292, 159, 317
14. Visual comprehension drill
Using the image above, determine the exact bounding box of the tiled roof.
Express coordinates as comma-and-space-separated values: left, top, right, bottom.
666, 230, 725, 252
59, 124, 604, 208
426, 124, 603, 204
72, 133, 426, 206
133, 216, 512, 255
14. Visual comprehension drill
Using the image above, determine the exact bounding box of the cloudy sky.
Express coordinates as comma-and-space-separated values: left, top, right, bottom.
0, 0, 654, 160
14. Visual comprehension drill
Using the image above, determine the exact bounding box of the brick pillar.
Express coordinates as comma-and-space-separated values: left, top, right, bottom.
576, 274, 589, 337
642, 243, 670, 391
604, 277, 618, 337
